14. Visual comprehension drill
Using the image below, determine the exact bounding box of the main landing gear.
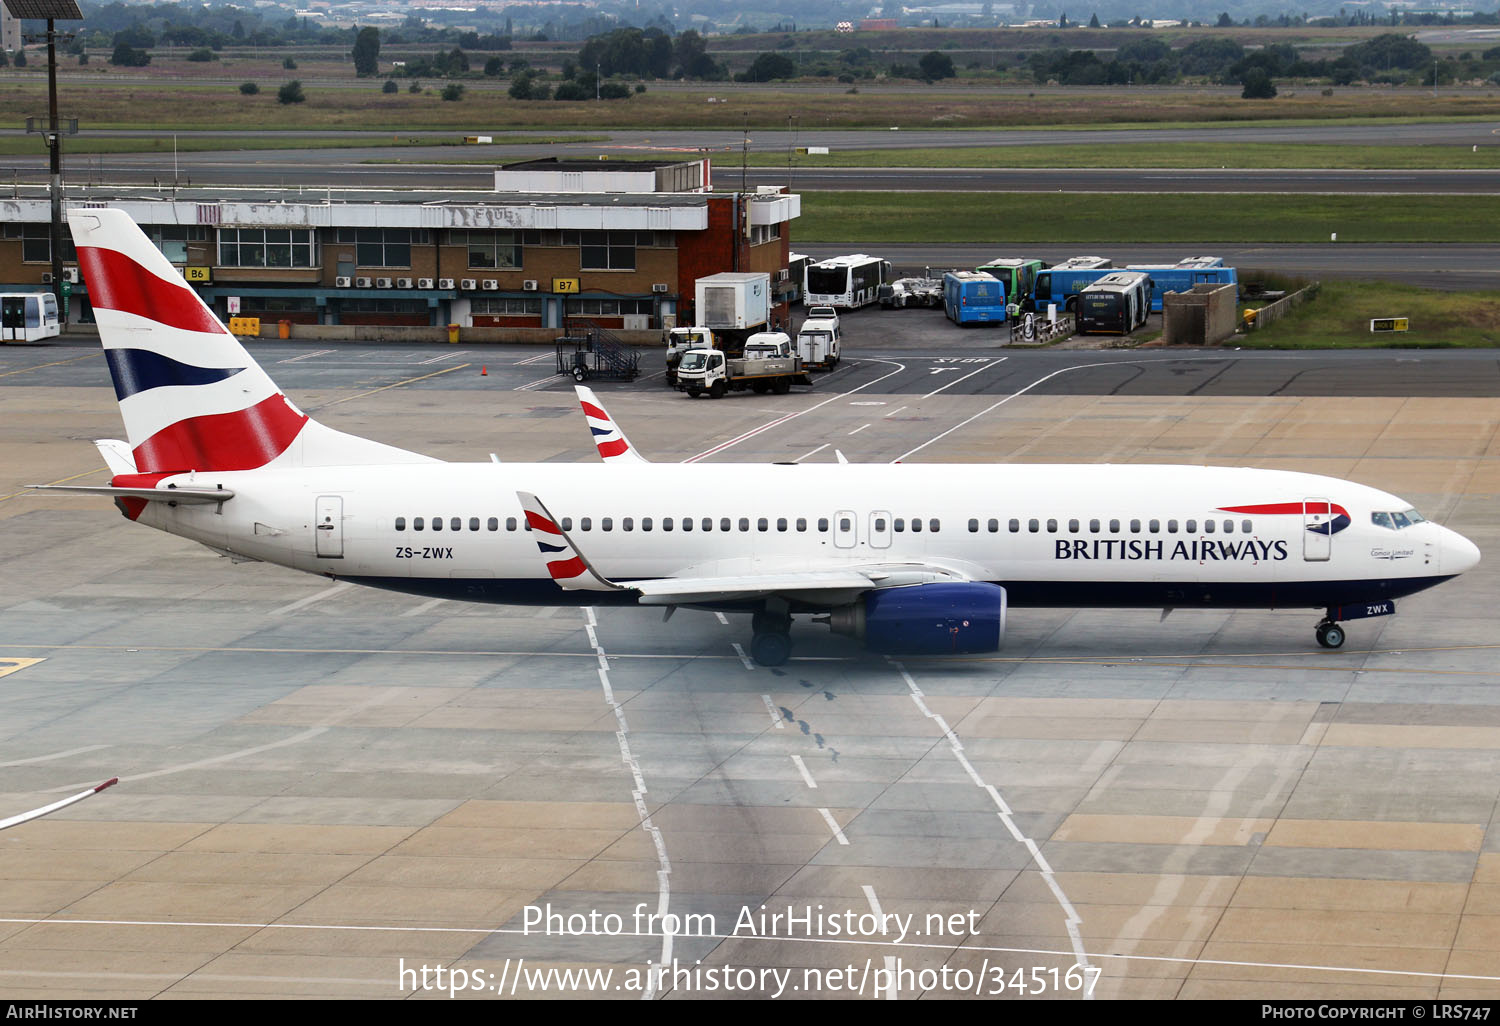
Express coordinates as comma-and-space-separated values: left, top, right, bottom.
1315, 619, 1346, 649
749, 607, 793, 667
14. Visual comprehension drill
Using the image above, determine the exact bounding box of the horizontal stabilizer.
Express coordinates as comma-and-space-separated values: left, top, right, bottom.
29, 484, 234, 505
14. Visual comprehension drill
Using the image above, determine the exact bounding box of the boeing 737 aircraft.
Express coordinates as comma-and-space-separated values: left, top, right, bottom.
36, 209, 1481, 666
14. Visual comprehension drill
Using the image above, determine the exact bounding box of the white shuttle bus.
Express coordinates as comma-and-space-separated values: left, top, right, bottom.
804, 254, 890, 310
0, 292, 61, 343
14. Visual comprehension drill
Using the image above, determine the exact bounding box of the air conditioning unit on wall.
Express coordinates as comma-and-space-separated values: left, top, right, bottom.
522, 280, 538, 291
375, 277, 393, 289
417, 278, 434, 289
335, 276, 352, 287
460, 279, 477, 290
437, 278, 455, 290
482, 279, 499, 290
355, 277, 373, 288
652, 283, 669, 293
397, 277, 413, 289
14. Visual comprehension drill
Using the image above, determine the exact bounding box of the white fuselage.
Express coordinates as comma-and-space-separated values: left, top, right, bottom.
131, 461, 1474, 613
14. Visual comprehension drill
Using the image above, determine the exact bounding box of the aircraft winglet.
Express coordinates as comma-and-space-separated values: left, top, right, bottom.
576, 386, 647, 463
515, 491, 627, 592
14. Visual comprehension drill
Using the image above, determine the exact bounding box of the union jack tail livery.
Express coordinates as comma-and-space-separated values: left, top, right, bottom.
68, 208, 434, 475
575, 385, 647, 463
514, 490, 623, 592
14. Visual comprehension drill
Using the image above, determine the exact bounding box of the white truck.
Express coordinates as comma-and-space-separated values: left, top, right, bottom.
665, 272, 777, 387
675, 331, 812, 399
795, 316, 841, 370
663, 326, 714, 387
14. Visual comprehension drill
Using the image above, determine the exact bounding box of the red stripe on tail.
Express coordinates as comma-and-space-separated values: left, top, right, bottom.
546, 556, 587, 580
132, 393, 307, 473
580, 401, 609, 420
525, 510, 562, 535
76, 246, 227, 336
596, 439, 629, 458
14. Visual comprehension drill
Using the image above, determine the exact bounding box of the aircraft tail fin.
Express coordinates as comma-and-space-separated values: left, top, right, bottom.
576, 385, 647, 463
68, 207, 436, 474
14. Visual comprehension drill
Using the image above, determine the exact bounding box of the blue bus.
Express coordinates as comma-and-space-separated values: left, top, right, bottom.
1125, 265, 1238, 313
1031, 266, 1113, 314
943, 271, 1006, 326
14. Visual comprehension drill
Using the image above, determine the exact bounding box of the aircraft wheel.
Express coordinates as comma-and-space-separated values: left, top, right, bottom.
1316, 622, 1345, 649
752, 611, 791, 635
750, 631, 792, 667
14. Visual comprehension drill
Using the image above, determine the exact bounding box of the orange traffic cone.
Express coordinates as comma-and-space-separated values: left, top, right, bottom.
480, 365, 487, 376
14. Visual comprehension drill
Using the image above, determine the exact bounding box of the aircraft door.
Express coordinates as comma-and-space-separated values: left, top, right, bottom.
315, 495, 344, 558
869, 510, 891, 549
1303, 498, 1331, 561
833, 510, 857, 550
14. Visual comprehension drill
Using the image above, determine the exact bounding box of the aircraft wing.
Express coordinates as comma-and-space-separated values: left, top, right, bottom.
517, 489, 979, 604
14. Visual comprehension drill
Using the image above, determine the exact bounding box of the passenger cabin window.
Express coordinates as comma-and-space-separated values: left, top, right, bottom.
1109, 519, 1119, 532
1029, 519, 1039, 533
487, 517, 498, 531
1046, 519, 1057, 533
817, 518, 829, 532
1008, 519, 1019, 533
778, 518, 788, 532
414, 517, 424, 530
739, 518, 750, 532
505, 517, 516, 531
1167, 519, 1178, 533
988, 519, 999, 533
1130, 519, 1141, 533
395, 517, 406, 531
602, 518, 613, 531
623, 518, 635, 532
561, 517, 573, 530
581, 517, 592, 531
1149, 519, 1160, 533
760, 518, 770, 532
911, 519, 922, 534
432, 517, 442, 532
797, 518, 808, 532
1204, 520, 1215, 534
969, 518, 979, 533
642, 517, 653, 531
929, 519, 939, 533
1186, 519, 1197, 533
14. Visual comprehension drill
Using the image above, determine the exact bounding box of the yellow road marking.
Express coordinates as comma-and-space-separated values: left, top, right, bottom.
0, 657, 45, 679
0, 352, 97, 380
310, 363, 471, 410
0, 466, 108, 503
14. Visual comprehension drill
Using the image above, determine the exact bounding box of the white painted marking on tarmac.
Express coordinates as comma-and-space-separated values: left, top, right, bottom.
584, 606, 671, 1001
714, 612, 729, 625
269, 581, 352, 617
0, 745, 108, 768
920, 358, 1005, 400
685, 359, 908, 463
763, 694, 784, 729
889, 655, 1093, 997
514, 374, 559, 391
847, 423, 870, 436
418, 350, 469, 364
513, 351, 555, 366
893, 354, 1236, 464
791, 754, 817, 787
277, 349, 334, 364
884, 406, 908, 419
794, 443, 830, 462
861, 884, 884, 923
535, 606, 559, 618
883, 955, 899, 999
400, 597, 446, 617
817, 807, 850, 845
732, 644, 755, 670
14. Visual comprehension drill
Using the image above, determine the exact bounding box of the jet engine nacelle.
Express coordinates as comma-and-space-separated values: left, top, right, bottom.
826, 582, 1007, 655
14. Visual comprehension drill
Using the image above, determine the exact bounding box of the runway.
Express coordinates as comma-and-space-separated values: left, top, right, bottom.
0, 337, 1498, 999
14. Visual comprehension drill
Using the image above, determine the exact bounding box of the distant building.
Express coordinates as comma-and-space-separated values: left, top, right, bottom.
1, 6, 21, 53
0, 159, 802, 332
859, 18, 899, 29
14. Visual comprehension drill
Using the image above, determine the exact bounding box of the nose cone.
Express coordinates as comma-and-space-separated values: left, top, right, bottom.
1445, 528, 1482, 575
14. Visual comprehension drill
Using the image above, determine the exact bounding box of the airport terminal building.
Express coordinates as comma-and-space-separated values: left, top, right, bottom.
0, 157, 802, 332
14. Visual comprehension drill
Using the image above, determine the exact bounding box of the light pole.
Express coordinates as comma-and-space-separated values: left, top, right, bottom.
7, 0, 83, 318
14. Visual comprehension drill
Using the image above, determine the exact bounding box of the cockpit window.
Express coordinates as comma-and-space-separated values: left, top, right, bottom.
1373, 509, 1426, 530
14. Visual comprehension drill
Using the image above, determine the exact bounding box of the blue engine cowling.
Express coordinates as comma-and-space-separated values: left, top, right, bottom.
827, 583, 1007, 655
